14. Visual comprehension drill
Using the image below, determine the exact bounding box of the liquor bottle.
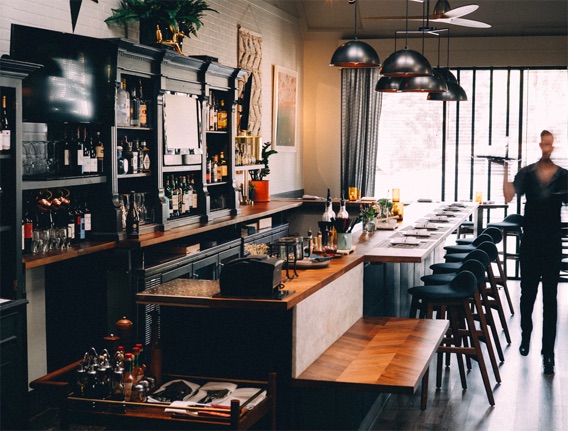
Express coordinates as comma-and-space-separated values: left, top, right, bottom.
89, 132, 97, 174
140, 140, 150, 172
322, 189, 336, 222
206, 158, 212, 183
116, 79, 130, 127
138, 79, 147, 127
183, 176, 191, 213
75, 198, 85, 242
1, 95, 11, 152
59, 127, 71, 176
67, 195, 75, 244
83, 198, 92, 240
171, 176, 179, 217
209, 93, 217, 131
211, 155, 219, 183
117, 145, 128, 175
74, 127, 84, 176
126, 191, 140, 239
191, 175, 198, 210
218, 151, 228, 180
217, 99, 228, 131
82, 127, 91, 174
124, 139, 134, 174
122, 353, 135, 401
131, 140, 139, 174
95, 131, 104, 174
136, 141, 144, 173
22, 201, 33, 255
130, 85, 140, 127
165, 178, 173, 219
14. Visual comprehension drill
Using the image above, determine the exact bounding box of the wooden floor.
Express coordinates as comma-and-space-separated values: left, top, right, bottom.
369, 278, 568, 431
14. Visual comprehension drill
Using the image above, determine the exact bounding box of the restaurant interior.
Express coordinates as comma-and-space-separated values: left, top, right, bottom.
0, 1, 567, 430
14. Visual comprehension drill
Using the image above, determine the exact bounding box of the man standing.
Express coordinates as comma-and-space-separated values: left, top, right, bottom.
502, 130, 568, 374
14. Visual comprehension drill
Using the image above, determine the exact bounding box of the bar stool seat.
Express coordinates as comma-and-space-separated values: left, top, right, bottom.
452, 227, 503, 248
444, 232, 494, 255
487, 214, 523, 279
408, 271, 496, 406
430, 249, 489, 274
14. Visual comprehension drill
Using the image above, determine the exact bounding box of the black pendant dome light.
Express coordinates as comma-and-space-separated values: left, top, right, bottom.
428, 29, 467, 101
330, 0, 381, 68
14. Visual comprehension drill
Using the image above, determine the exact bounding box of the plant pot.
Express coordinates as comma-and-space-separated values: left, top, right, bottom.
250, 180, 270, 203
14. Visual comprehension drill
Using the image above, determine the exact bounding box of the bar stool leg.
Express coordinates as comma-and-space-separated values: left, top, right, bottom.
478, 282, 505, 362
470, 290, 501, 383
486, 265, 512, 344
495, 254, 515, 315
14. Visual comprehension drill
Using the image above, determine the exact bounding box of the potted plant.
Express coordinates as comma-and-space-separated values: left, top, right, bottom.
105, 0, 217, 51
249, 142, 277, 203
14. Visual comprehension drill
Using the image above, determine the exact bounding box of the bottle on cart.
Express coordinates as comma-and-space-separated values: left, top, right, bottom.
126, 191, 140, 239
138, 79, 147, 127
130, 85, 140, 127
1, 94, 11, 152
95, 131, 104, 174
116, 79, 130, 127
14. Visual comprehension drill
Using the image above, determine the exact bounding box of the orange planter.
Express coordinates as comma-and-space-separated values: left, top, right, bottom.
250, 180, 270, 203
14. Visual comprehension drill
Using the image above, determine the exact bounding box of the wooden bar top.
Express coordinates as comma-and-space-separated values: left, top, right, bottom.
293, 316, 449, 394
136, 253, 365, 311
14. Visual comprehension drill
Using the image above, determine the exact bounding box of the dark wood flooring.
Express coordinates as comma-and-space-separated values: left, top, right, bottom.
369, 278, 568, 431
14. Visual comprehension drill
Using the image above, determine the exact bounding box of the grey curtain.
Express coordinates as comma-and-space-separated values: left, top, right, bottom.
340, 68, 382, 197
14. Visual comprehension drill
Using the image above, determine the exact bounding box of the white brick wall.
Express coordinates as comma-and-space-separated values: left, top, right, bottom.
0, 0, 304, 195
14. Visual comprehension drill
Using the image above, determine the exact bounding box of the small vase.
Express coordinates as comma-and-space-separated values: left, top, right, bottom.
364, 217, 376, 233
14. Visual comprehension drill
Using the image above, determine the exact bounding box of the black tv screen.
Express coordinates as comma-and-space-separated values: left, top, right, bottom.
10, 25, 117, 124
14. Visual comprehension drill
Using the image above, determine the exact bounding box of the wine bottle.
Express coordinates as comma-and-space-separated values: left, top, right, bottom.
130, 85, 140, 127
206, 158, 212, 183
82, 127, 91, 174
116, 79, 130, 127
83, 198, 92, 240
217, 99, 228, 131
138, 79, 147, 127
89, 132, 97, 174
126, 191, 140, 239
212, 155, 219, 183
22, 200, 33, 255
60, 127, 71, 176
165, 178, 173, 219
131, 140, 139, 174
209, 93, 217, 131
191, 175, 198, 210
183, 176, 191, 213
171, 176, 179, 217
95, 131, 104, 174
75, 127, 84, 176
1, 95, 11, 152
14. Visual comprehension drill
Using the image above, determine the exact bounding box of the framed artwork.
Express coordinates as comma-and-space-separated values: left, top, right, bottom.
272, 65, 298, 151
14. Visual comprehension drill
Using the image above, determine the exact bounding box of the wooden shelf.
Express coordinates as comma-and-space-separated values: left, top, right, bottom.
22, 240, 117, 269
22, 175, 106, 190
236, 164, 263, 171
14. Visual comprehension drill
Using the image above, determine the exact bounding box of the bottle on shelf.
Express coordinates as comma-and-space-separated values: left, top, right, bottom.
22, 200, 33, 255
126, 191, 140, 239
74, 127, 84, 176
83, 198, 92, 240
122, 353, 135, 401
218, 151, 228, 180
209, 93, 217, 131
116, 79, 131, 127
130, 85, 140, 127
165, 177, 173, 219
211, 155, 219, 183
60, 127, 71, 176
74, 197, 85, 242
140, 140, 150, 172
138, 79, 147, 127
337, 192, 349, 219
89, 131, 97, 174
190, 175, 198, 210
206, 158, 211, 183
131, 139, 139, 174
171, 176, 179, 217
182, 176, 191, 214
217, 99, 228, 131
95, 131, 104, 174
117, 145, 128, 175
82, 127, 91, 174
132, 346, 145, 383
1, 94, 11, 152
123, 139, 134, 174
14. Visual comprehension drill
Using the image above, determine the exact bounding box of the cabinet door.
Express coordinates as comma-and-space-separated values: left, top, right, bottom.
191, 254, 218, 280
218, 246, 241, 276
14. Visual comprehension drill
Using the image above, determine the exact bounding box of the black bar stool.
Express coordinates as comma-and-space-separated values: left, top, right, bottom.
408, 271, 496, 406
487, 214, 523, 279
443, 241, 512, 345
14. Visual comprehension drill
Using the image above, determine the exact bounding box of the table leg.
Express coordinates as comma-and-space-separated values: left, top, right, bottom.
421, 367, 429, 410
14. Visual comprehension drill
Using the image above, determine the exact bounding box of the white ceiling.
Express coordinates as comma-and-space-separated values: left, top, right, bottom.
264, 0, 568, 39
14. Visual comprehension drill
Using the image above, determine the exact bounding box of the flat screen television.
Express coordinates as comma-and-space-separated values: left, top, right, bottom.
10, 24, 117, 124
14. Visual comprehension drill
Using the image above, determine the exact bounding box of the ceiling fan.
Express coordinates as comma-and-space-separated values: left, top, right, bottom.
364, 0, 491, 29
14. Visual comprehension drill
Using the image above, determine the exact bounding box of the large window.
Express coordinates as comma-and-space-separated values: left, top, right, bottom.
376, 67, 568, 221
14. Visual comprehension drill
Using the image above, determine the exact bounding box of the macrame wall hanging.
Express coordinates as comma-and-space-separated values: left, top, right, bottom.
237, 26, 262, 136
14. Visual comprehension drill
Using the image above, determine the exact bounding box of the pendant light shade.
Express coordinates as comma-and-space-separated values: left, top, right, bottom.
380, 48, 433, 77
330, 40, 381, 68
399, 72, 448, 92
375, 76, 402, 92
428, 81, 467, 101
330, 0, 380, 68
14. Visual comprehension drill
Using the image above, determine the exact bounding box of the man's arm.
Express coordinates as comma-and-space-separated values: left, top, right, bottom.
503, 162, 516, 203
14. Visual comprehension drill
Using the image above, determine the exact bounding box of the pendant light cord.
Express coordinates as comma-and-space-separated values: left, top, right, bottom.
354, 0, 358, 40
404, 0, 409, 48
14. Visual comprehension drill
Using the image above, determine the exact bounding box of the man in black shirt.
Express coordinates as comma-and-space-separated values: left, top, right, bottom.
503, 130, 568, 375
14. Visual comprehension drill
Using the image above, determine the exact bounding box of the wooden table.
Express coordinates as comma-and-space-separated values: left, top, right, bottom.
293, 317, 449, 410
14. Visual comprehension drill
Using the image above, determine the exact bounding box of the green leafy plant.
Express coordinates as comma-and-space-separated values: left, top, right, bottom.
250, 142, 277, 181
105, 0, 217, 37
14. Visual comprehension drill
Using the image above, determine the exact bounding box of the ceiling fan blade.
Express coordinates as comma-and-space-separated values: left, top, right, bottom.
364, 15, 429, 21
441, 4, 479, 19
431, 17, 491, 28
